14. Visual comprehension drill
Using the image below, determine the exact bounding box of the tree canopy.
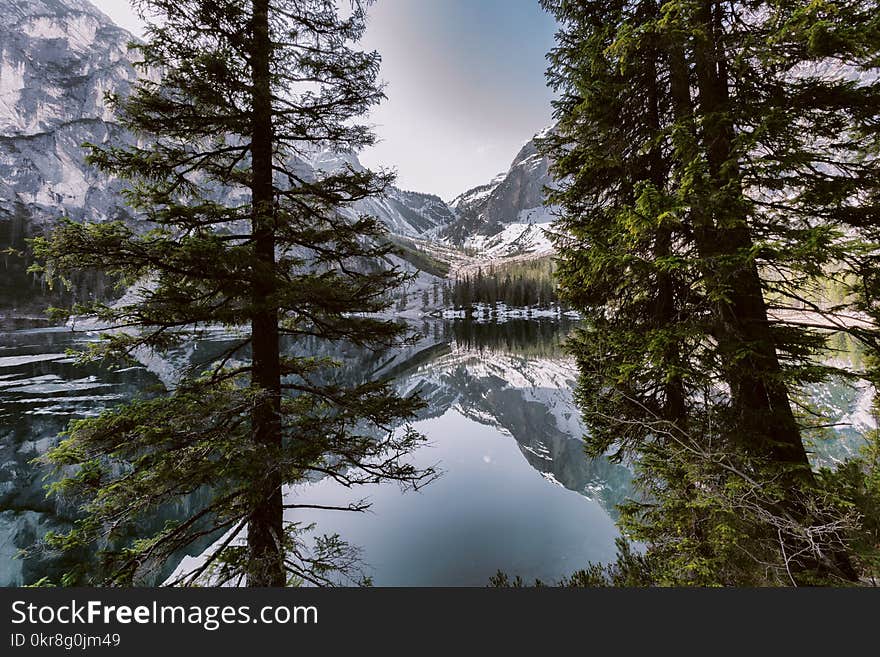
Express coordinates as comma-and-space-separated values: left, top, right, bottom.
541, 0, 880, 585
31, 0, 434, 587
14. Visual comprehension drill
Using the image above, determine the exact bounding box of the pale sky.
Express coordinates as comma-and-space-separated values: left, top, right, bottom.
90, 0, 558, 201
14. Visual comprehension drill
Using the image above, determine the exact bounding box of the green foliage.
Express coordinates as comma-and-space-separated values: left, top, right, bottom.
558, 540, 655, 587
487, 571, 526, 588
489, 539, 655, 587
450, 257, 567, 310
31, 0, 435, 587
541, 0, 880, 585
817, 452, 880, 581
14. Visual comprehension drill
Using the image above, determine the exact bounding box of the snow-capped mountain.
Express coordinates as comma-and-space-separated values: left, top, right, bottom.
0, 0, 565, 321
0, 0, 461, 316
445, 131, 556, 257
0, 0, 455, 236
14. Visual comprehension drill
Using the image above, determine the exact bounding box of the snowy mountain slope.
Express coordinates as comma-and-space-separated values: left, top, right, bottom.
0, 0, 456, 237
445, 131, 556, 256
304, 149, 455, 237
448, 172, 507, 224
463, 206, 555, 258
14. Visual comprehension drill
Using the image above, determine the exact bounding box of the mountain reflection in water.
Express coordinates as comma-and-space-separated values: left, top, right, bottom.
0, 318, 628, 586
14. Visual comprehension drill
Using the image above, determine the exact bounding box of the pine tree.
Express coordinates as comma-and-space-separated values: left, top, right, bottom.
30, 0, 434, 587
542, 0, 880, 585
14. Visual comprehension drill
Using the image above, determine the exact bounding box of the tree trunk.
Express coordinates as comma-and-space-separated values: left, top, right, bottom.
690, 0, 808, 469
685, 0, 858, 582
643, 11, 706, 552
644, 45, 688, 428
247, 0, 285, 587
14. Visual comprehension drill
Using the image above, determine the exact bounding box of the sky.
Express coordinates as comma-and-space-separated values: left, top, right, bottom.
90, 0, 558, 201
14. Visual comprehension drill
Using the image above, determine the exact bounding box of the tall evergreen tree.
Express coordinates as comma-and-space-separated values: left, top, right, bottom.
542, 0, 880, 584
31, 0, 433, 587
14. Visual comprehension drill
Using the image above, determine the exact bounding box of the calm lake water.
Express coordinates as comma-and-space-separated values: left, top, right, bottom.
0, 319, 631, 586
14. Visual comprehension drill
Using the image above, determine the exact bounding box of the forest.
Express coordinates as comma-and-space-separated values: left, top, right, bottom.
448, 258, 568, 311
7, 0, 880, 589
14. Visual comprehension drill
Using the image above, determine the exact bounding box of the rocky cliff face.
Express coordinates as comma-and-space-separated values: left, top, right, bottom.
0, 0, 139, 225
0, 0, 457, 236
445, 131, 555, 256
0, 0, 142, 315
0, 0, 133, 135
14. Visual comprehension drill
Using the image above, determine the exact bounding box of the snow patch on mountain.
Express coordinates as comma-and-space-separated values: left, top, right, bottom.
449, 171, 506, 210
444, 131, 556, 257
463, 206, 555, 257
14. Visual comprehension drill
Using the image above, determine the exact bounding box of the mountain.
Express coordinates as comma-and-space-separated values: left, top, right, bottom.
303, 149, 454, 238
445, 130, 555, 257
0, 0, 461, 318
0, 0, 456, 309
0, 0, 139, 225
0, 0, 565, 321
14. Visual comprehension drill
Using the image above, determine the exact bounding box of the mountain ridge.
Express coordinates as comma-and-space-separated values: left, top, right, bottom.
0, 0, 460, 238
444, 131, 555, 257
0, 0, 557, 316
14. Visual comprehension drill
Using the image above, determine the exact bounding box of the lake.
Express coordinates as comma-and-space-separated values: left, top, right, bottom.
0, 318, 631, 587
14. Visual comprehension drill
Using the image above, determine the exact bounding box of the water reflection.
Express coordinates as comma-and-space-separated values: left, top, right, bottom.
1, 318, 628, 586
